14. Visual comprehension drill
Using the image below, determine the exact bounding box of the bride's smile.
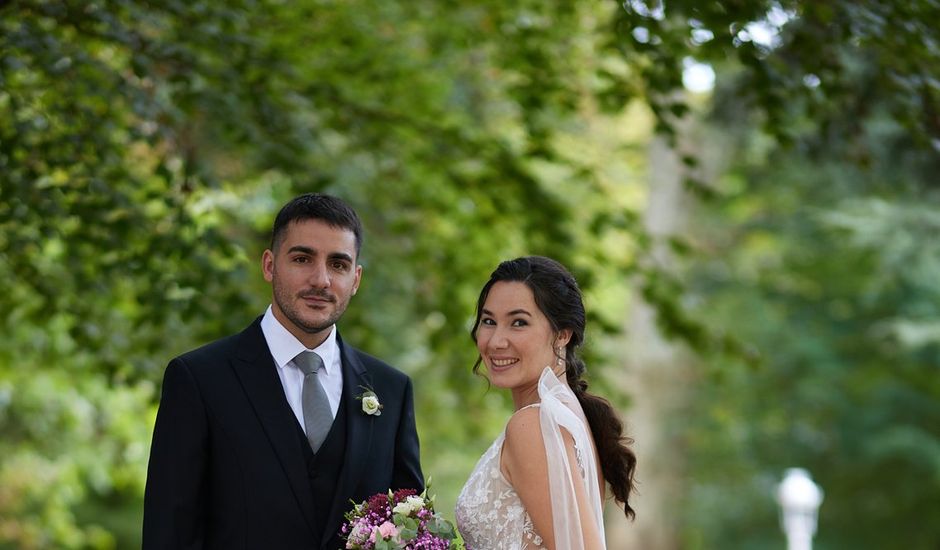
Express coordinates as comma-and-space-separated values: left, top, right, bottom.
475, 281, 570, 408
459, 256, 635, 550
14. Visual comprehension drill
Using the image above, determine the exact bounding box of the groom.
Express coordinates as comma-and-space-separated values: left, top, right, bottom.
143, 193, 423, 549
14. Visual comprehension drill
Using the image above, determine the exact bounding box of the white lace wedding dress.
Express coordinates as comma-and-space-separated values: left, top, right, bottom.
454, 368, 606, 550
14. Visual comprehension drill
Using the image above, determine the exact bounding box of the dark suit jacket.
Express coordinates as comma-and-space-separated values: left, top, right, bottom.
142, 317, 423, 550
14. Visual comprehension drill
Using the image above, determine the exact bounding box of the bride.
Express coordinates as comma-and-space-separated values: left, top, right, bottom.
455, 256, 637, 550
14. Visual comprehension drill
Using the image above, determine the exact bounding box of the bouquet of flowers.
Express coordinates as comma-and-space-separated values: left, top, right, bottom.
340, 486, 461, 549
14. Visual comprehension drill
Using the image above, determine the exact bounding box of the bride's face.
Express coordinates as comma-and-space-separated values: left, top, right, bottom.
476, 281, 560, 391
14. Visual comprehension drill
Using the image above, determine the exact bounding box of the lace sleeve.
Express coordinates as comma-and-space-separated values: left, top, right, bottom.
537, 368, 606, 550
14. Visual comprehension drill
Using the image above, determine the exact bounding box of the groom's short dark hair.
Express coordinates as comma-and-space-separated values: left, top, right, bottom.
270, 193, 363, 258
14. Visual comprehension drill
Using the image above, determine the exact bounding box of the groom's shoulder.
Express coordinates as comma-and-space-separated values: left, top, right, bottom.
171, 319, 262, 370
175, 333, 238, 363
344, 344, 410, 383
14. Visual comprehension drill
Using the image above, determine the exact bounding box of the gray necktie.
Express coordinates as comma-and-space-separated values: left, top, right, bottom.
294, 351, 332, 452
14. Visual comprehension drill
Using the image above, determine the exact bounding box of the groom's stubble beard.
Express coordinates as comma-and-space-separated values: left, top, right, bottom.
271, 271, 352, 335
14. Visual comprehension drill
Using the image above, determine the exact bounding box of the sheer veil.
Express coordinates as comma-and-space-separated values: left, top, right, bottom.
537, 367, 606, 549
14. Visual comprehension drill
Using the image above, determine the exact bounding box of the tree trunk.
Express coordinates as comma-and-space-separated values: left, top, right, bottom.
605, 131, 694, 549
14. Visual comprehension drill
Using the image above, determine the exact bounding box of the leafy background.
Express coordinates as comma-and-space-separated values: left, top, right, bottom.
1, 1, 938, 548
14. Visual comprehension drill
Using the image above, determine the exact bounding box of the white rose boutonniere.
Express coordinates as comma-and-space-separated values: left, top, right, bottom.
356, 387, 383, 416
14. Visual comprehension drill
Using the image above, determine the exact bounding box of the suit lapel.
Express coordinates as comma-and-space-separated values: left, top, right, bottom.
321, 335, 375, 548
230, 319, 317, 537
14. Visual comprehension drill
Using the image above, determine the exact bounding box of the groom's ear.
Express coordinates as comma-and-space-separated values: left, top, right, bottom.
261, 249, 275, 283
351, 264, 362, 295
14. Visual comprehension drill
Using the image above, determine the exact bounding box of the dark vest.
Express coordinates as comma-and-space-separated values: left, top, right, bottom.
295, 396, 348, 544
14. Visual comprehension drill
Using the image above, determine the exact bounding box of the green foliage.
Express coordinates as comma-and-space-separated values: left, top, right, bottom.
3, 0, 938, 547
679, 75, 940, 548
596, 2, 940, 547
611, 0, 940, 152
1, 1, 641, 547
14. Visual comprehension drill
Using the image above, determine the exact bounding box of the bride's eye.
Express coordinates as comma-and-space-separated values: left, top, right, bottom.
511, 319, 528, 327
480, 318, 496, 326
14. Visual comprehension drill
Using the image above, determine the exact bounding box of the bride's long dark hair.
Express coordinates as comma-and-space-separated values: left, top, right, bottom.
470, 256, 637, 519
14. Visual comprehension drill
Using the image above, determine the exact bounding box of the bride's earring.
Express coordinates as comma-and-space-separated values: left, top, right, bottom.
555, 347, 565, 368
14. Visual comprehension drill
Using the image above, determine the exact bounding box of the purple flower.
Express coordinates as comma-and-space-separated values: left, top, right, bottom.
340, 487, 460, 549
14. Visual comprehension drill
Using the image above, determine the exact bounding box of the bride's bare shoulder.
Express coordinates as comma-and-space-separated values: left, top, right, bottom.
501, 407, 545, 474
505, 405, 542, 439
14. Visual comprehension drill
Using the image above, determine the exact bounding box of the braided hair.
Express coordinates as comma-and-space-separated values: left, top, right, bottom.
470, 256, 637, 519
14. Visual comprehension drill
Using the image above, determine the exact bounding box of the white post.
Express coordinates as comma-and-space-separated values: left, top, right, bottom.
776, 468, 823, 550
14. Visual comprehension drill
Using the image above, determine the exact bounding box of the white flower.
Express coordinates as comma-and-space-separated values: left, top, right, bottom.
393, 495, 426, 516
361, 393, 382, 416
346, 520, 371, 547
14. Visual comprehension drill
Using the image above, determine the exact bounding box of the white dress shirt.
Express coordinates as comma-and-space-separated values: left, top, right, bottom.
260, 306, 343, 431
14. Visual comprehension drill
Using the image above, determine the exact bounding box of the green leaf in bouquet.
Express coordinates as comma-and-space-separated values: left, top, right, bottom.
427, 516, 457, 539
374, 538, 404, 550
395, 516, 419, 540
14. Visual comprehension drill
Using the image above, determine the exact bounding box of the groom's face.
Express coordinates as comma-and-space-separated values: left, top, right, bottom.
262, 218, 362, 348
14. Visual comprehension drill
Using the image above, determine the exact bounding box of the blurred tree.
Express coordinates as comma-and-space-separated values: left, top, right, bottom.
603, 2, 940, 547
676, 33, 940, 550
610, 0, 940, 155
2, 0, 938, 547
680, 118, 940, 548
1, 1, 642, 547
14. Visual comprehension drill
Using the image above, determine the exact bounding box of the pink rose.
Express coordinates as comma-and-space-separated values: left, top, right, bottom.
371, 521, 398, 541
